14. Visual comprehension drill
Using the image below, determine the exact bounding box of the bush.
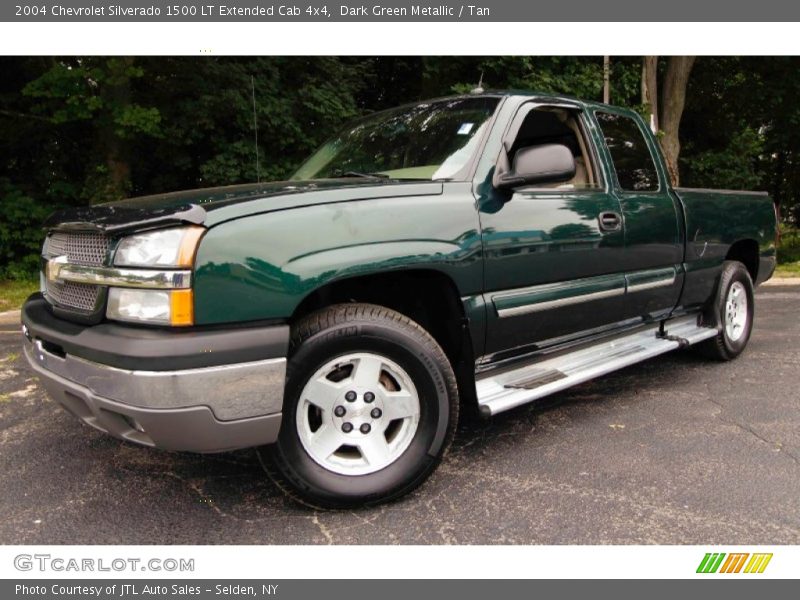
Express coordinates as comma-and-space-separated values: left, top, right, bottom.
778, 225, 800, 264
0, 179, 54, 279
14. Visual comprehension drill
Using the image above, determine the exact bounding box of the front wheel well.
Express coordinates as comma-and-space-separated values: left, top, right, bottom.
725, 239, 760, 282
290, 270, 478, 412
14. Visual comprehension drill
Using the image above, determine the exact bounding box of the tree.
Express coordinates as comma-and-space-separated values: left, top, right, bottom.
660, 57, 696, 185
1, 56, 796, 278
641, 56, 659, 132
21, 57, 162, 202
641, 56, 696, 185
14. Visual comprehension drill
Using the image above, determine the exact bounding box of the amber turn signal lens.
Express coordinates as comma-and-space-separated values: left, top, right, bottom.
176, 226, 206, 267
170, 289, 194, 326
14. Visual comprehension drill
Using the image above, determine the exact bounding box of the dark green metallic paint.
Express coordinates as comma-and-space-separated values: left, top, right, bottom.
42, 91, 778, 369
585, 106, 685, 324
46, 179, 447, 233
483, 263, 682, 328
625, 266, 678, 289
474, 99, 628, 352
193, 183, 483, 325
189, 93, 777, 363
477, 187, 628, 351
674, 188, 777, 309
492, 273, 626, 315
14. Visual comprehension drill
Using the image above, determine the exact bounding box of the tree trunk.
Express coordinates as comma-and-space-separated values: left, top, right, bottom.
773, 150, 785, 215
659, 56, 695, 186
96, 57, 134, 202
642, 56, 659, 132
602, 56, 610, 104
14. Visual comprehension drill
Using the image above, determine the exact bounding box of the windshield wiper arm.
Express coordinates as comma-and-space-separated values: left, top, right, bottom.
333, 171, 390, 179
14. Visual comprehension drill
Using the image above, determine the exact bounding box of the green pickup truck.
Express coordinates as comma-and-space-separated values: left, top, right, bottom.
22, 92, 778, 508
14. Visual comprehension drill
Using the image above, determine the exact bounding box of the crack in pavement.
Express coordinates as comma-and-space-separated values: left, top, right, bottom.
120, 462, 381, 544
703, 395, 800, 467
310, 513, 334, 544
162, 471, 235, 520
436, 462, 800, 542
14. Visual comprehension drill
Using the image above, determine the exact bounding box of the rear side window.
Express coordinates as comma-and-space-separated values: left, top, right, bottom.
595, 112, 659, 191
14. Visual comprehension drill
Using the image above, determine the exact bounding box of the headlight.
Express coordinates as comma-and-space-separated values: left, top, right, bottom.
107, 225, 203, 326
107, 288, 194, 326
114, 226, 204, 268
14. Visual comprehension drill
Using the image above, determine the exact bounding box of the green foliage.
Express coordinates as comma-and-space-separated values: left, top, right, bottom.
114, 104, 162, 138
22, 58, 159, 136
775, 224, 800, 276
19, 57, 162, 203
681, 56, 800, 223
2, 56, 798, 278
22, 64, 103, 122
447, 56, 608, 100
134, 57, 369, 189
778, 225, 800, 264
0, 179, 52, 279
682, 127, 764, 190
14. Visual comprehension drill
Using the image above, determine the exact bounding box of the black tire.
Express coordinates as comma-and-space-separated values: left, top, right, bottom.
261, 303, 459, 509
696, 260, 755, 361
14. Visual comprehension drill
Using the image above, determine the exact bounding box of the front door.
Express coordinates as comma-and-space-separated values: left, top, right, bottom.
478, 103, 628, 358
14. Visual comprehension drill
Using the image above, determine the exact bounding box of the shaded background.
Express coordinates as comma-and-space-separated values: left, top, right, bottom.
1, 56, 799, 281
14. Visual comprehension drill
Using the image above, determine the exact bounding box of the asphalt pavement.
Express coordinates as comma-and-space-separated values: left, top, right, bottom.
1, 284, 798, 544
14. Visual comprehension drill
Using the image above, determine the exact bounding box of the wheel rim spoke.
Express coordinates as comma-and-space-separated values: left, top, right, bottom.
302, 377, 343, 412
357, 435, 392, 466
309, 425, 344, 459
382, 390, 418, 421
351, 354, 383, 388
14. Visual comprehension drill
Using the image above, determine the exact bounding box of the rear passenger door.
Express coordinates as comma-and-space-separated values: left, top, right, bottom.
592, 109, 684, 322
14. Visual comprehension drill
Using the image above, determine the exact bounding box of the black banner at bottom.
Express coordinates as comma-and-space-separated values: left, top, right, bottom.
2, 580, 794, 600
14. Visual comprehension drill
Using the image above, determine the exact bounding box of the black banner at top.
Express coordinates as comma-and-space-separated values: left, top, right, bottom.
3, 0, 800, 22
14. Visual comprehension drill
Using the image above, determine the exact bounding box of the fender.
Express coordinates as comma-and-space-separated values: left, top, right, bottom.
193, 186, 483, 325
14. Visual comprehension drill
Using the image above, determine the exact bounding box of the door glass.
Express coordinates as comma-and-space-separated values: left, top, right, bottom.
595, 112, 659, 192
507, 107, 602, 191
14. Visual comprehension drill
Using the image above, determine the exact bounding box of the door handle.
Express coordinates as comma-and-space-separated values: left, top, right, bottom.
598, 211, 623, 232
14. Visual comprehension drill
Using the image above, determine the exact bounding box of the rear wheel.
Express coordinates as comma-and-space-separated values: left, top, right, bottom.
696, 260, 755, 360
262, 303, 459, 508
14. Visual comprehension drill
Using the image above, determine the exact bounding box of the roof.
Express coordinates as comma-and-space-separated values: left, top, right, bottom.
381, 89, 621, 114
475, 89, 618, 111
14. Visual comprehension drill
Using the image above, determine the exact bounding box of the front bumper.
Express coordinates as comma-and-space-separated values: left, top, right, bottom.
22, 295, 289, 453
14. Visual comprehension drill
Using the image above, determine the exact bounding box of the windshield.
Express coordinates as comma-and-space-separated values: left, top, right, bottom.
291, 97, 499, 181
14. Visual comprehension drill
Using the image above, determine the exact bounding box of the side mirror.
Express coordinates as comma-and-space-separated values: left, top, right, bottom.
493, 143, 576, 190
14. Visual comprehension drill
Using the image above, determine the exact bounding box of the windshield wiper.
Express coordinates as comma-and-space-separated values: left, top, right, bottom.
332, 171, 390, 179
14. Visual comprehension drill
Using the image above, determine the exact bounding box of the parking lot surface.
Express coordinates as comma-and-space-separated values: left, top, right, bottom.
1, 285, 798, 544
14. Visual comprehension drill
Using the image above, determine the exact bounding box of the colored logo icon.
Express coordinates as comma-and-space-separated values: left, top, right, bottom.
697, 553, 773, 574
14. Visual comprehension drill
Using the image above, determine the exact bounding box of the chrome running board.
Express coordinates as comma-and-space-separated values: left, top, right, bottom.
476, 315, 718, 416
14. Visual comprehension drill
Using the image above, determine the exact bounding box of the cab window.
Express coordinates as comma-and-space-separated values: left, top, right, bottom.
595, 111, 659, 192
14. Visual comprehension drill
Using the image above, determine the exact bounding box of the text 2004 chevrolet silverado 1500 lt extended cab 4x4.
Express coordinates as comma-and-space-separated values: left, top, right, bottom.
22, 92, 778, 507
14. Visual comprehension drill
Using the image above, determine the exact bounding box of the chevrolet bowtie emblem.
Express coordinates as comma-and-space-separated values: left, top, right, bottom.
46, 256, 69, 283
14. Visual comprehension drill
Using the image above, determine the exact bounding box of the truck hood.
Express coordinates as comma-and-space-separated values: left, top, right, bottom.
43, 179, 445, 233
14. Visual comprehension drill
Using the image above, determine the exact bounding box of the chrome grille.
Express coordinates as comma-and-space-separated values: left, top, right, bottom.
44, 280, 100, 312
42, 231, 109, 314
44, 232, 109, 266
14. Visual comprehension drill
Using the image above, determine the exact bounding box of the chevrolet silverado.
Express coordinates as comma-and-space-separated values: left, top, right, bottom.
22, 92, 778, 507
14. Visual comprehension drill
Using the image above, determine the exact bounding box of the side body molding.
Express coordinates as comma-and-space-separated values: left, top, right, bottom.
491, 266, 679, 318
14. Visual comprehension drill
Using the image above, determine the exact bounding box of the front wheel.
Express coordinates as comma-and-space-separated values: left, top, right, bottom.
696, 260, 755, 361
262, 303, 459, 509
